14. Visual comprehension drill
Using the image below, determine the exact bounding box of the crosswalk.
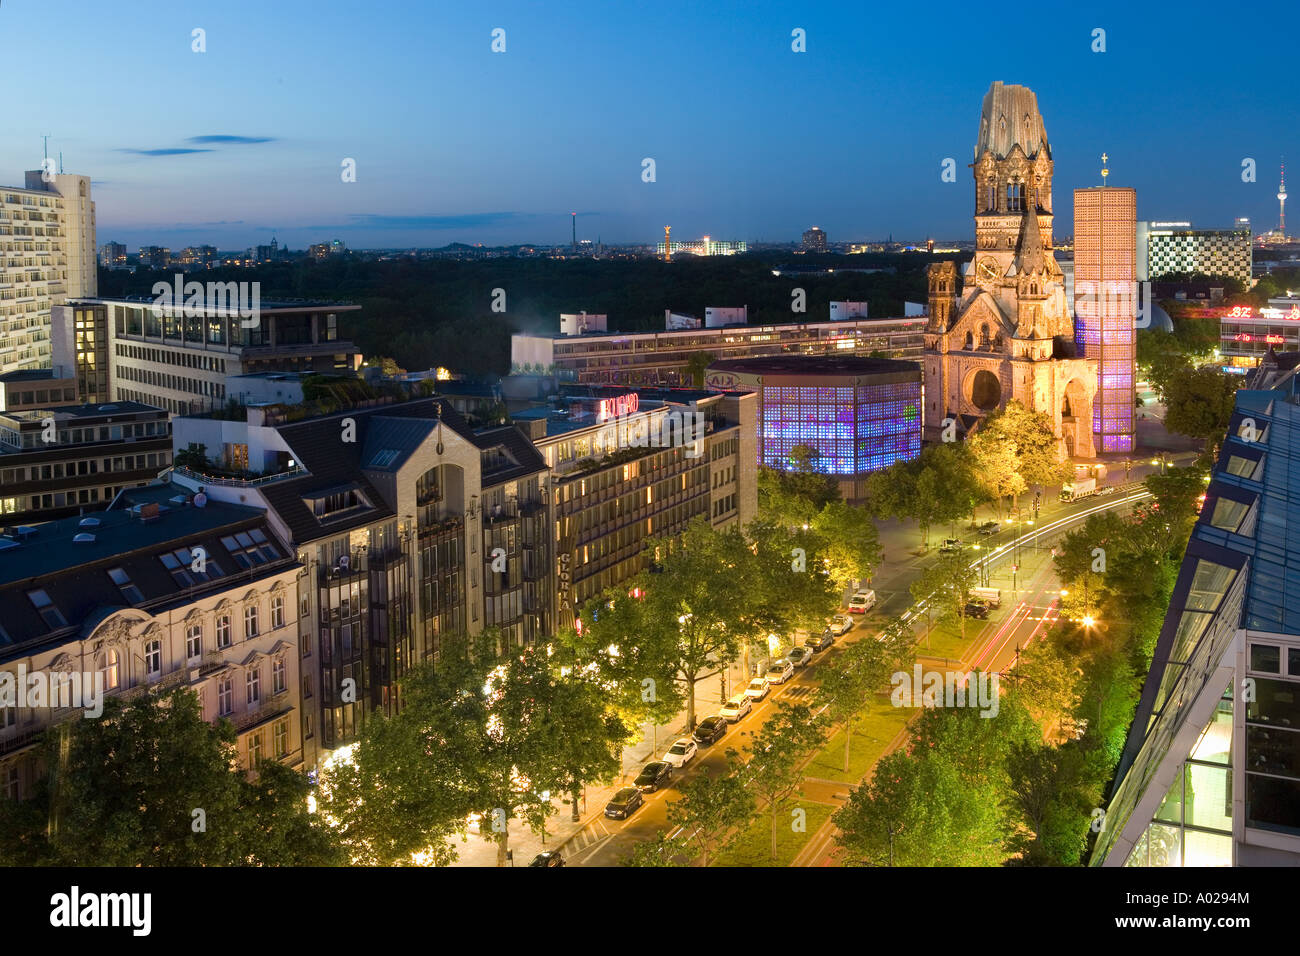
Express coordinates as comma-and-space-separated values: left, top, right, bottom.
564, 818, 611, 856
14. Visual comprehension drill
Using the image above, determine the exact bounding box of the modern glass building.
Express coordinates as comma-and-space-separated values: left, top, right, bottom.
1094, 377, 1300, 865
704, 355, 921, 502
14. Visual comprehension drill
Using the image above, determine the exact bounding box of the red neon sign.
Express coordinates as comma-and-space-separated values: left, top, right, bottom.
597, 392, 639, 421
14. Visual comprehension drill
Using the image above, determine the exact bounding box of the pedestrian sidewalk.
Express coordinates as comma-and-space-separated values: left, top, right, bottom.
450, 683, 727, 866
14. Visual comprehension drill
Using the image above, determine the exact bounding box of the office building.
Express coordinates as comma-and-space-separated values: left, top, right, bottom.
924, 81, 1098, 457
1138, 221, 1252, 282
1095, 381, 1300, 865
1075, 185, 1138, 453
0, 484, 306, 800
50, 297, 363, 415
705, 355, 921, 501
511, 315, 927, 385
560, 313, 607, 336
1218, 298, 1300, 374
802, 227, 828, 253
0, 172, 96, 375
829, 301, 870, 321
175, 246, 218, 270
0, 368, 78, 413
0, 400, 170, 523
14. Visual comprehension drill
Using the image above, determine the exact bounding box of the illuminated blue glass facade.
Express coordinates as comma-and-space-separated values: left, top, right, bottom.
757, 376, 921, 474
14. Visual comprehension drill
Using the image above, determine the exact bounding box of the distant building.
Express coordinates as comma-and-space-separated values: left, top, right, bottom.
665, 310, 701, 330
705, 355, 921, 502
1218, 298, 1300, 375
1138, 221, 1252, 282
175, 245, 218, 270
655, 236, 747, 257
138, 246, 170, 270
0, 368, 78, 413
802, 227, 828, 253
99, 241, 127, 269
0, 172, 97, 374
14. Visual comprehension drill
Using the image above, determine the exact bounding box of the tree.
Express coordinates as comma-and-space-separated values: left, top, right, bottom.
977, 401, 1071, 504
623, 829, 688, 867
757, 445, 840, 528
967, 428, 1025, 519
834, 752, 933, 866
999, 635, 1081, 743
809, 500, 882, 594
910, 549, 978, 645
684, 350, 713, 388
744, 702, 826, 860
573, 519, 749, 731
1, 688, 339, 866
820, 619, 915, 772
320, 634, 625, 867
665, 762, 755, 866
1164, 365, 1238, 454
1136, 328, 1193, 401
173, 442, 209, 470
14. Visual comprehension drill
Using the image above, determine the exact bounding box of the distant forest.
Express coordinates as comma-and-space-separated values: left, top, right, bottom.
97, 251, 951, 376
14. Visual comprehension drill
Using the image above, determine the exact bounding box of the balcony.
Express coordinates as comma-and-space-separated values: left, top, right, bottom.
227, 692, 292, 733
173, 463, 305, 488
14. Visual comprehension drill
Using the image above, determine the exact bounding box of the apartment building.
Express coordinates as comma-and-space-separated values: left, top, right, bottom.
0, 172, 96, 375
0, 484, 305, 801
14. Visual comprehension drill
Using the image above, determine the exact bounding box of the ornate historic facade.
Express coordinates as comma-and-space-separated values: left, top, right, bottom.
924, 81, 1098, 459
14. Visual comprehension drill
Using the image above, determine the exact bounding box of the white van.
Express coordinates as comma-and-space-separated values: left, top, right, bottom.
970, 586, 1002, 608
848, 590, 877, 613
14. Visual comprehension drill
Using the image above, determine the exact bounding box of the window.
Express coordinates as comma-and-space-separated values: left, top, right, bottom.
0, 707, 14, 730
99, 649, 120, 690
216, 615, 232, 648
1006, 181, 1024, 213
144, 639, 162, 679
4, 766, 17, 801
222, 530, 280, 569
300, 596, 309, 618
248, 731, 261, 769
274, 719, 289, 759
302, 674, 312, 699
273, 657, 286, 694
27, 589, 66, 629
160, 548, 225, 586
218, 677, 233, 715
271, 596, 285, 629
244, 605, 259, 639
186, 624, 202, 662
108, 567, 144, 604
247, 667, 260, 704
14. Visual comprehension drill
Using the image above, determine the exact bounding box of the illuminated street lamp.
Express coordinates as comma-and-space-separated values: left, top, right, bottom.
1082, 614, 1096, 628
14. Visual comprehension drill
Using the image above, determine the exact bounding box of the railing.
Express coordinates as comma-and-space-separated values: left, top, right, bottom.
227, 693, 291, 733
173, 463, 305, 488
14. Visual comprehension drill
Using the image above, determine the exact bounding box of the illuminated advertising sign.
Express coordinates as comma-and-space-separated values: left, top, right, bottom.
1231, 333, 1287, 343
1222, 305, 1300, 320
596, 392, 639, 422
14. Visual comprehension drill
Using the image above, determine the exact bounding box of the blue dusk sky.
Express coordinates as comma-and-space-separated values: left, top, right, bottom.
3, 0, 1296, 250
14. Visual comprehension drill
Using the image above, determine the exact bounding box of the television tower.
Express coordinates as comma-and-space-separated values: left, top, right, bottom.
1278, 161, 1288, 235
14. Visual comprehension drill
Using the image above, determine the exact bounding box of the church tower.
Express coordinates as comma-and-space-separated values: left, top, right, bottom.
923, 81, 1097, 459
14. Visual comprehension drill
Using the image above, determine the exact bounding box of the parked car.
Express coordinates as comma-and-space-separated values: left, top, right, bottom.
964, 600, 990, 620
766, 658, 795, 684
662, 737, 698, 768
529, 850, 565, 867
809, 630, 835, 652
720, 694, 753, 721
634, 760, 673, 792
939, 538, 965, 553
828, 614, 854, 635
848, 590, 877, 613
786, 646, 812, 668
970, 586, 1002, 608
604, 786, 644, 820
977, 521, 1000, 536
745, 677, 771, 701
694, 715, 728, 746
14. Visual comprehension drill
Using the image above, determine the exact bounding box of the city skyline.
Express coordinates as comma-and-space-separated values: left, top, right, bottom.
4, 0, 1297, 250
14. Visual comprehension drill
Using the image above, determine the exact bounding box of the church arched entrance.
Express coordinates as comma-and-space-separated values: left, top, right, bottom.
968, 369, 1002, 411
1060, 377, 1093, 459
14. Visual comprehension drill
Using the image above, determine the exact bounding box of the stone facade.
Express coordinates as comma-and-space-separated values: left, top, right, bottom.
924, 81, 1098, 460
